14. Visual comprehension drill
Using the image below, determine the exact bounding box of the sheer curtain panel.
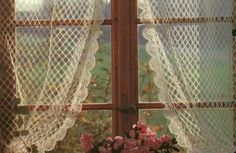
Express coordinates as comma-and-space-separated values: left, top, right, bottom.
139, 0, 235, 152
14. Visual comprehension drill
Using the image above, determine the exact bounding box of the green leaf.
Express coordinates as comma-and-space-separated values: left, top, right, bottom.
26, 147, 31, 152
172, 146, 180, 152
14, 130, 29, 137
14, 106, 30, 115
13, 98, 21, 106
16, 116, 24, 128
14, 131, 20, 137
96, 58, 103, 63
172, 138, 177, 145
19, 130, 29, 136
233, 29, 236, 36
31, 145, 38, 153
26, 145, 38, 153
0, 65, 7, 78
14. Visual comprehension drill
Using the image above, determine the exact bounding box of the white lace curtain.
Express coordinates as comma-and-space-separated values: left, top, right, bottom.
139, 0, 235, 152
0, 0, 105, 152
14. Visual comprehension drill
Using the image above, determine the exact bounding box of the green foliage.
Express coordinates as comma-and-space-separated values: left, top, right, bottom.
14, 130, 29, 137
13, 105, 30, 115
232, 29, 236, 37
27, 145, 39, 153
0, 65, 7, 78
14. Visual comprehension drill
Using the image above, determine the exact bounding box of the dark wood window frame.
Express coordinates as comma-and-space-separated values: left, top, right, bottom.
1, 0, 236, 145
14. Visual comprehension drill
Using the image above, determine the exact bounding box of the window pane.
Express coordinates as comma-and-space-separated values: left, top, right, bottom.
15, 0, 111, 20
15, 25, 111, 104
138, 25, 160, 103
85, 26, 112, 103
137, 0, 232, 18
103, 0, 111, 19
139, 110, 171, 137
47, 110, 112, 153
139, 23, 233, 103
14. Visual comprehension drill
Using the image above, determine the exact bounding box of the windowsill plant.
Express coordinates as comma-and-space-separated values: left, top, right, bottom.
80, 122, 180, 153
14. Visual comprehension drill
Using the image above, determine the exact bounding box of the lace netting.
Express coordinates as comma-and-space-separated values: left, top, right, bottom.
0, 0, 105, 152
139, 0, 235, 152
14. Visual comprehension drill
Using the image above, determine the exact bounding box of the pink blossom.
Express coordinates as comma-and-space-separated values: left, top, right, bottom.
99, 146, 106, 153
105, 137, 113, 143
121, 147, 139, 153
124, 139, 137, 149
138, 146, 150, 153
80, 134, 93, 152
136, 139, 142, 146
106, 147, 112, 153
142, 132, 161, 149
129, 130, 136, 139
138, 133, 144, 140
113, 143, 119, 150
99, 146, 112, 153
160, 134, 172, 144
114, 136, 124, 150
114, 136, 124, 145
136, 122, 149, 133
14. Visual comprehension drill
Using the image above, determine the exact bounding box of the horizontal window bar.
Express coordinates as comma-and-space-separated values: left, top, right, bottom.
138, 101, 235, 109
25, 103, 114, 112
15, 19, 112, 27
137, 16, 232, 24
14, 101, 235, 112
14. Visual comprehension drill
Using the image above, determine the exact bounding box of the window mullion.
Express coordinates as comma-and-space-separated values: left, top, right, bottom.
112, 0, 138, 136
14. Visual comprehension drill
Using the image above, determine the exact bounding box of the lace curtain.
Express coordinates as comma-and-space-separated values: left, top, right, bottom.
139, 0, 235, 152
0, 0, 105, 152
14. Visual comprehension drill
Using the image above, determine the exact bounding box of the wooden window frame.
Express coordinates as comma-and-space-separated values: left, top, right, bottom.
1, 0, 236, 145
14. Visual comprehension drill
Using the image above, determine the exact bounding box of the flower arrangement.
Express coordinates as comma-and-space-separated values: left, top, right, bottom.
80, 122, 180, 153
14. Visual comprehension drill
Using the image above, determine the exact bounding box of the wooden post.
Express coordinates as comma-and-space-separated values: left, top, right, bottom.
112, 0, 138, 136
0, 0, 16, 152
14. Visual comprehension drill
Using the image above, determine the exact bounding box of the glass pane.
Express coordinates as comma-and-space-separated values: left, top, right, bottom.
47, 110, 112, 153
138, 25, 160, 103
103, 0, 111, 19
138, 23, 233, 103
15, 25, 111, 104
139, 110, 171, 137
85, 26, 112, 103
15, 0, 111, 20
139, 109, 187, 153
137, 0, 232, 18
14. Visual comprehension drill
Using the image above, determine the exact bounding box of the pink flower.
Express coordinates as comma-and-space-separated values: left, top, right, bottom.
136, 122, 149, 133
124, 139, 137, 149
114, 136, 124, 145
99, 146, 112, 153
136, 139, 142, 146
99, 146, 106, 153
138, 133, 144, 140
106, 147, 112, 153
80, 134, 93, 152
160, 134, 172, 144
138, 146, 150, 153
142, 132, 161, 149
114, 136, 124, 150
129, 130, 136, 139
105, 137, 113, 143
122, 147, 139, 153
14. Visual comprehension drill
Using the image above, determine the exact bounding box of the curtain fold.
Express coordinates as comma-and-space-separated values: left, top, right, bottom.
139, 0, 235, 152
0, 0, 105, 152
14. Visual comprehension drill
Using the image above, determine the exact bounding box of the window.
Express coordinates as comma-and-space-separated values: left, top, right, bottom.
0, 0, 235, 152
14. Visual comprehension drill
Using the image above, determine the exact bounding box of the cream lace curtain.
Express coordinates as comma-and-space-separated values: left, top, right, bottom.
139, 0, 235, 152
0, 0, 105, 152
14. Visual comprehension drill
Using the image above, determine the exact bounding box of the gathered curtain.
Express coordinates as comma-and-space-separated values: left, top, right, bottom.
139, 0, 235, 152
0, 0, 105, 152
